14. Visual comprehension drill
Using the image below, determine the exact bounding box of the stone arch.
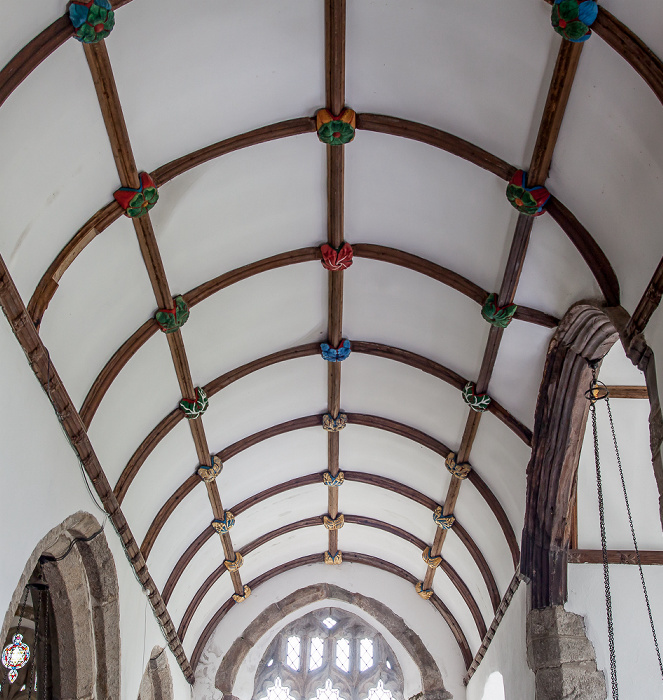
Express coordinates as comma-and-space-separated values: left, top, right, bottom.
137, 646, 174, 700
1, 512, 120, 700
215, 584, 451, 700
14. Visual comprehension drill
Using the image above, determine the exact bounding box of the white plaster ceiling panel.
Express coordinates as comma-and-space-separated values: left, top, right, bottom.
220, 428, 327, 513
339, 425, 451, 503
184, 529, 329, 655
146, 483, 217, 590
341, 354, 469, 450
183, 574, 237, 656
548, 37, 663, 312
340, 482, 437, 546
166, 533, 222, 627
577, 397, 663, 551
340, 523, 427, 584
0, 1, 65, 73
150, 135, 326, 297
345, 131, 516, 295
346, 0, 556, 167
647, 305, 663, 405
106, 0, 325, 172
0, 40, 119, 299
230, 484, 326, 552
87, 331, 182, 485
200, 355, 326, 457
443, 532, 496, 625
487, 320, 552, 429
120, 420, 201, 545
468, 412, 531, 537
599, 342, 647, 386
514, 214, 602, 319
343, 258, 490, 381
454, 481, 517, 592
39, 217, 157, 409
197, 565, 468, 700
180, 264, 326, 390
599, 0, 663, 61
432, 567, 482, 654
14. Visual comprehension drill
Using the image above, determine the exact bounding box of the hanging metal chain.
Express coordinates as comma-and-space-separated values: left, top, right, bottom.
25, 592, 38, 700
604, 397, 663, 680
589, 367, 619, 699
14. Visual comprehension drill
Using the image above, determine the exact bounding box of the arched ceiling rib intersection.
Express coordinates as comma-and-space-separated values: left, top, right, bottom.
1, 0, 663, 688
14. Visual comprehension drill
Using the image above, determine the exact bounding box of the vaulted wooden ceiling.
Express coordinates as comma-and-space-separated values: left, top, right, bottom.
0, 0, 662, 691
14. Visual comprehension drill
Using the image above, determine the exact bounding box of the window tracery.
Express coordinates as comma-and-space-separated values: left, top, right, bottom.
253, 608, 403, 700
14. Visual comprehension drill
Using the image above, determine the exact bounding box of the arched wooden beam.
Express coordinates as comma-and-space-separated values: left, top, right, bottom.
161, 471, 500, 615
522, 303, 619, 608
177, 515, 487, 643
138, 412, 517, 566
27, 118, 316, 326
189, 553, 473, 672
546, 197, 620, 307
355, 113, 516, 181
81, 245, 552, 430
353, 244, 558, 329
116, 338, 532, 506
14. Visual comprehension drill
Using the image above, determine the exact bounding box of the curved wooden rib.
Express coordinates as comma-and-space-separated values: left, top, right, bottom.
161, 471, 500, 615
190, 553, 473, 672
355, 113, 516, 181
546, 196, 620, 307
177, 515, 487, 643
139, 413, 517, 566
593, 8, 663, 107
81, 245, 552, 430
116, 338, 532, 507
27, 119, 316, 326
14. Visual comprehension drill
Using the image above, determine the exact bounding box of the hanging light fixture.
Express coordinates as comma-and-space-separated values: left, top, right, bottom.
586, 361, 663, 699
1, 589, 30, 684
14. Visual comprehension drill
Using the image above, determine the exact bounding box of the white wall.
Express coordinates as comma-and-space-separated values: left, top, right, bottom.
0, 314, 192, 699
465, 583, 534, 700
568, 563, 663, 700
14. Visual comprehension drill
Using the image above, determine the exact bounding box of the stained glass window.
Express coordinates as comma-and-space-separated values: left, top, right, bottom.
309, 638, 324, 671
261, 677, 296, 700
335, 639, 350, 672
310, 678, 347, 700
359, 639, 373, 671
365, 680, 393, 700
286, 637, 301, 671
322, 617, 337, 629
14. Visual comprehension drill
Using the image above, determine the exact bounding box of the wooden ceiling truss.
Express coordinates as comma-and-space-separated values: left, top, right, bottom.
1, 0, 662, 688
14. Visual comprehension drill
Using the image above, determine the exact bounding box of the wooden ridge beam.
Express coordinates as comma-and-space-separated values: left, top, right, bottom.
424, 35, 585, 592
604, 385, 649, 399
324, 0, 347, 561
177, 515, 487, 643
83, 40, 245, 597
0, 253, 194, 682
190, 553, 473, 672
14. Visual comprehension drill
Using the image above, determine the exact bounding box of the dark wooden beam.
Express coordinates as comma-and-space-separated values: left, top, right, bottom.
190, 553, 473, 672
625, 255, 663, 339
0, 253, 194, 682
569, 549, 663, 565
604, 385, 649, 399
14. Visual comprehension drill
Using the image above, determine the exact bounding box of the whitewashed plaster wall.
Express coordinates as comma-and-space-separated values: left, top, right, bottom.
0, 315, 192, 699
194, 564, 467, 700
465, 584, 534, 700
567, 564, 663, 700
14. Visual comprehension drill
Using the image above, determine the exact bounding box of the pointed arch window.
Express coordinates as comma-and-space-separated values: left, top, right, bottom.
253, 608, 403, 700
